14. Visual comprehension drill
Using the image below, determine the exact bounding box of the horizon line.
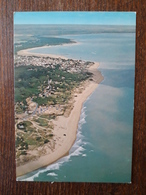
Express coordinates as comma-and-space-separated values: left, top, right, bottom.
14, 24, 136, 26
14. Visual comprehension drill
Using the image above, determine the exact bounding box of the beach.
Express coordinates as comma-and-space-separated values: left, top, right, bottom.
17, 42, 80, 59
16, 49, 103, 177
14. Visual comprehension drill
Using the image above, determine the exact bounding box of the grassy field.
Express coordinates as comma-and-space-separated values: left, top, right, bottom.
16, 117, 55, 162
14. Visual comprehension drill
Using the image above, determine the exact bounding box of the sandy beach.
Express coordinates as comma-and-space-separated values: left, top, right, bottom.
17, 42, 80, 59
16, 49, 103, 177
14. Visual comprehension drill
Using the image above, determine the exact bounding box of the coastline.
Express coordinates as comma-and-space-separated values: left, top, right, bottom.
16, 49, 103, 177
17, 41, 80, 59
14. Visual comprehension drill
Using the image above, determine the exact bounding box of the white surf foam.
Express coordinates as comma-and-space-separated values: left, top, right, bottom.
19, 105, 88, 181
47, 172, 58, 177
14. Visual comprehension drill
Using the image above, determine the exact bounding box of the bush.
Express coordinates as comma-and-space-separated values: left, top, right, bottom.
36, 137, 41, 141
20, 151, 27, 155
44, 139, 49, 144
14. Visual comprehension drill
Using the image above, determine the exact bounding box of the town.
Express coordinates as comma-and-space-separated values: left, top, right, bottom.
14, 54, 94, 115
15, 55, 94, 73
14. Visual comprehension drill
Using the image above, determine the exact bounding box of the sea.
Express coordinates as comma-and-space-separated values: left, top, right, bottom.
17, 31, 136, 183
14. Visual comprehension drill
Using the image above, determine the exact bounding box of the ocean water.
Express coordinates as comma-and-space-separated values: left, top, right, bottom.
18, 32, 135, 183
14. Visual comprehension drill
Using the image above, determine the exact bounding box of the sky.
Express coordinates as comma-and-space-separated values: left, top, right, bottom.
14, 12, 136, 25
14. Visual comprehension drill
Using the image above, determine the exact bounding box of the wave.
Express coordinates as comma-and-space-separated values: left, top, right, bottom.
47, 172, 58, 177
19, 105, 88, 181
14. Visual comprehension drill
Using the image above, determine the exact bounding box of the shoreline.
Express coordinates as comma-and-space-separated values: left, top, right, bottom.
16, 49, 103, 177
17, 41, 80, 60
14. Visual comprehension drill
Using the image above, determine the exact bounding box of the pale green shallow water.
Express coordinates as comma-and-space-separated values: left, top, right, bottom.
18, 32, 135, 183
